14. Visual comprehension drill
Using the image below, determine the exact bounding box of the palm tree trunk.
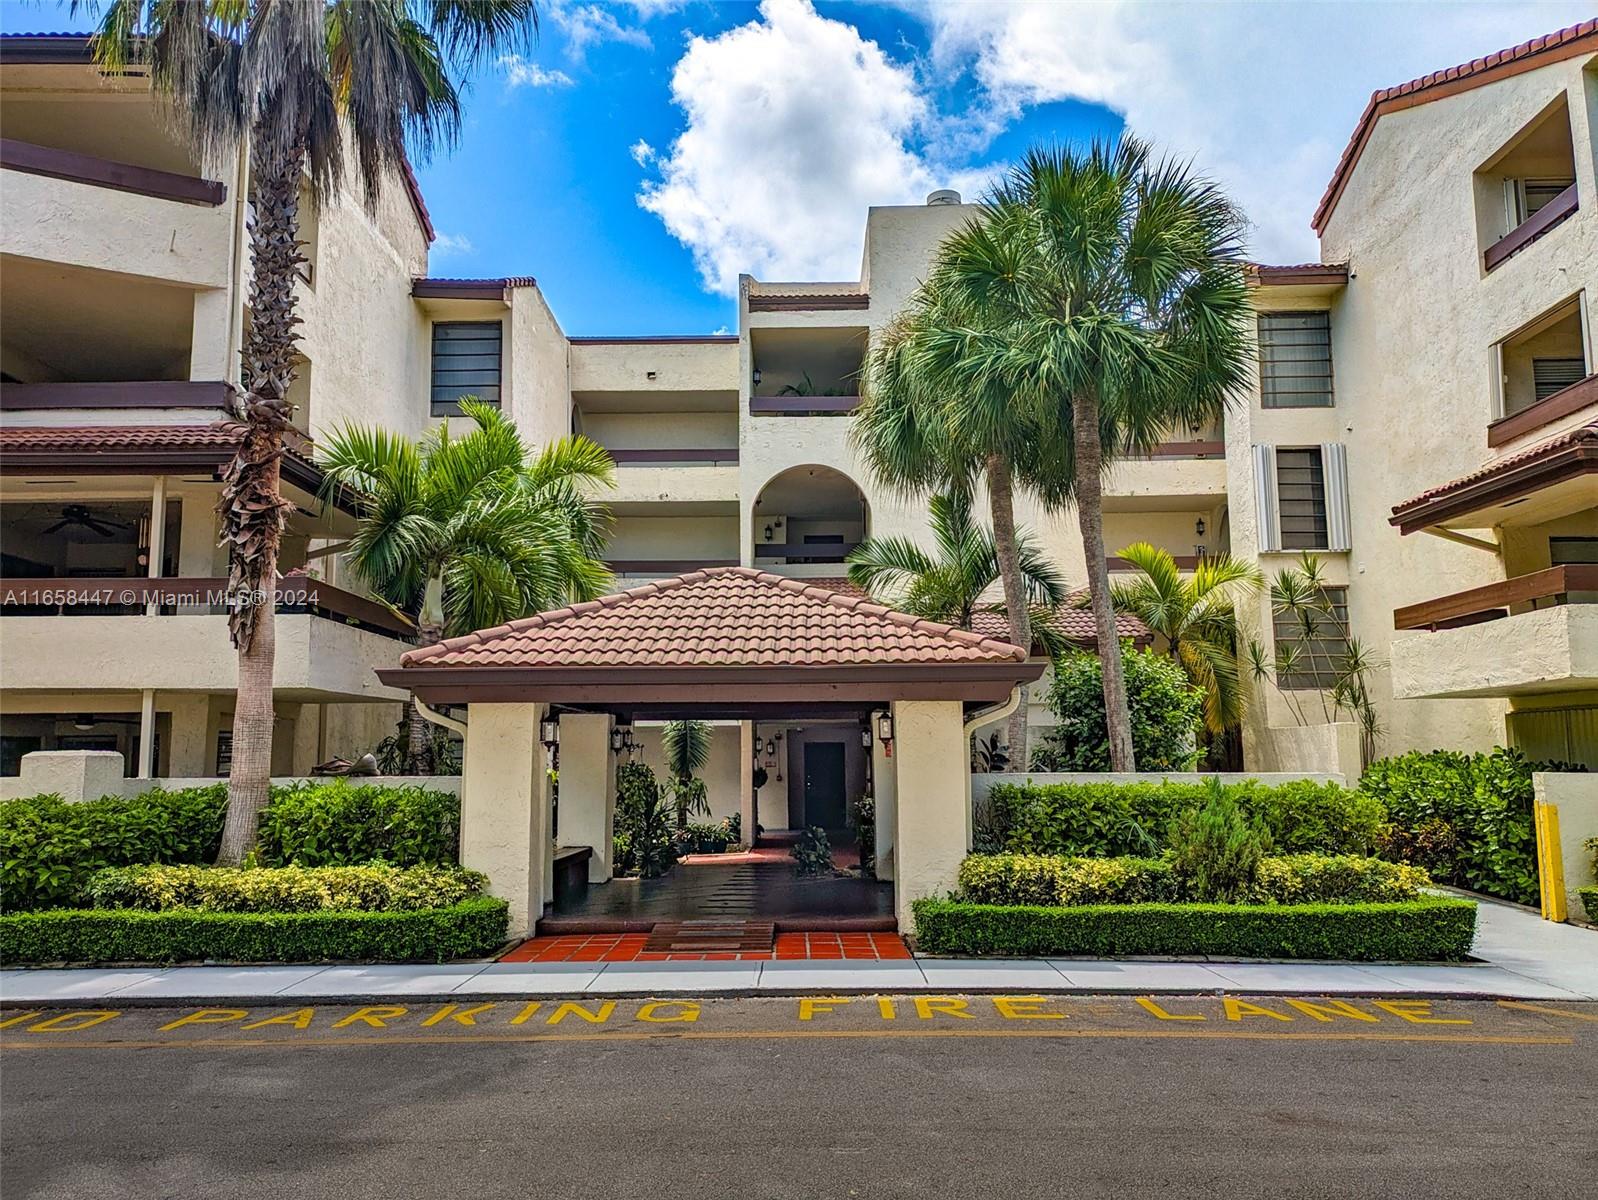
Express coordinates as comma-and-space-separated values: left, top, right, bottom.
1071, 391, 1137, 772
985, 454, 1032, 767
407, 620, 443, 774
215, 130, 306, 865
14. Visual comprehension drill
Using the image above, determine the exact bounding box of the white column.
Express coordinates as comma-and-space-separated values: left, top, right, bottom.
188, 287, 234, 381
739, 720, 756, 846
559, 713, 616, 882
870, 709, 897, 881
136, 688, 157, 779
460, 702, 549, 937
145, 475, 167, 615
889, 699, 970, 934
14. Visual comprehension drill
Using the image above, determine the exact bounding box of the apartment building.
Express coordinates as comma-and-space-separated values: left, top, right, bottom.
2, 23, 1594, 811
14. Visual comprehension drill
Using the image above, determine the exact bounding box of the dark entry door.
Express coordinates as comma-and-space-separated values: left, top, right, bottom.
803, 741, 847, 830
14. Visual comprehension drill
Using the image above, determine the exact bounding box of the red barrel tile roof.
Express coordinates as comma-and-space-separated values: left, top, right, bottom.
1391, 419, 1598, 517
401, 567, 1029, 669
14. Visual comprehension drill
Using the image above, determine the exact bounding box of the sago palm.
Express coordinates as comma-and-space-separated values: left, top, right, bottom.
320, 400, 614, 769
920, 139, 1252, 770
1109, 542, 1262, 735
846, 491, 1070, 656
83, 0, 540, 859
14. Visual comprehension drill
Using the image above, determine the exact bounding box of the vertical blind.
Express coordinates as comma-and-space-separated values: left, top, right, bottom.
1257, 312, 1334, 408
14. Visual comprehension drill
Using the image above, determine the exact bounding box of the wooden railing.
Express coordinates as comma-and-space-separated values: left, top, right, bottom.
0, 380, 233, 412
749, 395, 861, 416
0, 138, 226, 206
1487, 372, 1598, 448
1393, 564, 1598, 631
753, 542, 861, 563
1484, 184, 1578, 271
0, 577, 415, 638
1140, 440, 1225, 459
607, 448, 740, 464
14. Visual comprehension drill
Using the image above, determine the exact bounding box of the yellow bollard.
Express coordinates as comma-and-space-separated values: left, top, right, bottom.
1534, 800, 1567, 923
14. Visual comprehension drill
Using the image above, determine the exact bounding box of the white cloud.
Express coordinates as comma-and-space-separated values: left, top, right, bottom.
550, 1, 654, 57
431, 232, 476, 259
638, 0, 943, 294
498, 56, 575, 89
629, 138, 656, 166
906, 0, 1595, 262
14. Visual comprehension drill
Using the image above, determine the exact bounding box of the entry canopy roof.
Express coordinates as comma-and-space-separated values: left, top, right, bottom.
378, 567, 1044, 719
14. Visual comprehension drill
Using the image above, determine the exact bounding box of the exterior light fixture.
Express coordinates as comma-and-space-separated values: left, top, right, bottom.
861, 727, 872, 748
752, 368, 763, 386
73, 714, 96, 731
539, 717, 560, 749
1195, 517, 1206, 537
763, 523, 774, 541
876, 713, 894, 747
610, 726, 625, 754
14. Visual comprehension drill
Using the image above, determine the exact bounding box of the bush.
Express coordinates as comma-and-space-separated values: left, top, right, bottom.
675, 822, 732, 855
911, 897, 1477, 961
0, 897, 508, 965
986, 778, 1384, 859
790, 826, 834, 876
85, 864, 486, 913
854, 796, 876, 877
0, 786, 227, 912
614, 760, 674, 878
1030, 645, 1204, 772
255, 780, 460, 867
1167, 782, 1272, 902
1361, 747, 1585, 906
1580, 887, 1598, 923
957, 853, 1427, 907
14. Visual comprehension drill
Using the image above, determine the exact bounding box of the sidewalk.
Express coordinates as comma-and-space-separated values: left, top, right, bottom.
4, 896, 1593, 1005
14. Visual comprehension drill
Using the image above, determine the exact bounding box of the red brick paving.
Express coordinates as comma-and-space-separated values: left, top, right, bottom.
499, 931, 910, 963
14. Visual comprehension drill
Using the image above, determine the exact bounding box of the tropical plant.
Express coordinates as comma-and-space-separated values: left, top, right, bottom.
1247, 553, 1381, 763
777, 370, 850, 397
790, 826, 835, 876
1031, 644, 1204, 773
1109, 542, 1262, 736
84, 0, 541, 861
320, 401, 613, 770
970, 732, 1010, 773
614, 760, 674, 879
883, 139, 1251, 771
660, 719, 712, 829
846, 491, 1070, 656
1166, 780, 1274, 903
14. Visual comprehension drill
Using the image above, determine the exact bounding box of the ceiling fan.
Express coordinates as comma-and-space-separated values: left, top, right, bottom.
42, 505, 134, 538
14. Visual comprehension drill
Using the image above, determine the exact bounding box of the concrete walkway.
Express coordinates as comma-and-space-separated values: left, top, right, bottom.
4, 896, 1593, 1005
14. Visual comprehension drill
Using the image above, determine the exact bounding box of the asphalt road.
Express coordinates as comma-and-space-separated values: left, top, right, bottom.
2, 995, 1595, 1199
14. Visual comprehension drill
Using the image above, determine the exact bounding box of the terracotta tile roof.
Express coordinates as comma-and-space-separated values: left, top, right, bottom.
1313, 19, 1598, 233
1393, 420, 1598, 513
1247, 263, 1349, 286
0, 423, 247, 452
401, 567, 1029, 669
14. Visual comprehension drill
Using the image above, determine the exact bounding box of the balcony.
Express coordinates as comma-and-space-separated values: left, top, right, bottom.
0, 578, 413, 701
607, 448, 741, 504
1391, 566, 1598, 699
0, 380, 232, 424
1105, 439, 1228, 505
749, 326, 865, 418
1484, 184, 1578, 272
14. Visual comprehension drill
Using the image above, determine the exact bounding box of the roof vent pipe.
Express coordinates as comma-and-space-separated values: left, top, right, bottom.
925, 189, 961, 206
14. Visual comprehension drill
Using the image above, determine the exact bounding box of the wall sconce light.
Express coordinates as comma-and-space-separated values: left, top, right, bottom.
763, 523, 774, 542
860, 727, 872, 749
539, 717, 560, 749
1195, 517, 1207, 538
875, 713, 894, 756
73, 714, 96, 731
610, 726, 626, 754
752, 368, 763, 386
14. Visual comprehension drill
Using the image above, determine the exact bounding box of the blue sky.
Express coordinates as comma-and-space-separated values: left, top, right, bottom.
10, 1, 1593, 335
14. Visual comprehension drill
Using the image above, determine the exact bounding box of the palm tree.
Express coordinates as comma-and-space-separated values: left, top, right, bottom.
661, 719, 712, 830
846, 491, 1070, 656
85, 1, 541, 860
917, 139, 1252, 770
320, 400, 614, 771
1108, 542, 1262, 737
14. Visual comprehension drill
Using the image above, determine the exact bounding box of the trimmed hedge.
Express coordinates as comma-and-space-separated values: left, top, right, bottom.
254, 781, 460, 867
957, 852, 1429, 908
85, 864, 486, 913
984, 779, 1386, 858
0, 897, 508, 965
911, 897, 1478, 961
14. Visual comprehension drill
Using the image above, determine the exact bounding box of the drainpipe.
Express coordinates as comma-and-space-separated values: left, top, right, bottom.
413, 696, 467, 738
963, 686, 1022, 740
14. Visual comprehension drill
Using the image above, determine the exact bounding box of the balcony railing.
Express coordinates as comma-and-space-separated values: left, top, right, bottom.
0, 380, 232, 412
1487, 372, 1598, 448
0, 138, 227, 207
0, 577, 415, 639
607, 448, 740, 465
749, 395, 861, 416
753, 542, 860, 564
1393, 564, 1598, 631
1484, 184, 1578, 272
1139, 440, 1225, 459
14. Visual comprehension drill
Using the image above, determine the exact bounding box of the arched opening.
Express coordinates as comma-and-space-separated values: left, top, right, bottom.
751, 464, 870, 570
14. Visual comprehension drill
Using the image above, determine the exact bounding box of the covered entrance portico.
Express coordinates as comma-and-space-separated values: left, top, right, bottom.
378, 567, 1041, 938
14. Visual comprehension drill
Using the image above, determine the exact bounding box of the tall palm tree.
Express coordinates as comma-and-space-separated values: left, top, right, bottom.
921, 139, 1252, 770
320, 400, 614, 770
846, 491, 1070, 656
1108, 542, 1262, 736
85, 0, 541, 860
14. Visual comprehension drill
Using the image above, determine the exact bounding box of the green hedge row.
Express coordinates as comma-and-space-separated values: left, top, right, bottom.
0, 897, 508, 965
911, 897, 1478, 961
86, 864, 486, 913
983, 779, 1386, 858
957, 853, 1430, 907
0, 781, 461, 912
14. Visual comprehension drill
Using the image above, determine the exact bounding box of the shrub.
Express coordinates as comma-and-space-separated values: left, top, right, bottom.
614, 760, 674, 878
1030, 645, 1204, 772
957, 852, 1426, 907
1361, 747, 1585, 906
854, 796, 875, 876
723, 812, 742, 846
1166, 782, 1272, 902
0, 786, 227, 912
254, 780, 459, 867
1580, 887, 1598, 923
986, 778, 1383, 859
85, 864, 486, 913
0, 898, 508, 965
911, 897, 1477, 961
676, 823, 732, 855
790, 826, 834, 876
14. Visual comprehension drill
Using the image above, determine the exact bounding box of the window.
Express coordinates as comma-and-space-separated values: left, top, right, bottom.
1550, 537, 1598, 566
1275, 447, 1328, 550
430, 321, 502, 416
1272, 585, 1351, 690
1532, 357, 1586, 402
1257, 312, 1333, 408
1495, 297, 1588, 419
